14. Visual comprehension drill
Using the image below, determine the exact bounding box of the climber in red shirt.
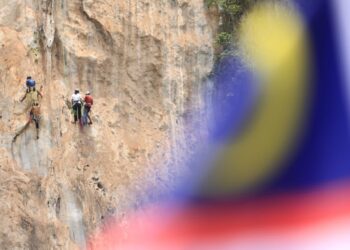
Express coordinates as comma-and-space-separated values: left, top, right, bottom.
83, 91, 93, 125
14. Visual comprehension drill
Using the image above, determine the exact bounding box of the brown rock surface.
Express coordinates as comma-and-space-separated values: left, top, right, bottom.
0, 0, 213, 248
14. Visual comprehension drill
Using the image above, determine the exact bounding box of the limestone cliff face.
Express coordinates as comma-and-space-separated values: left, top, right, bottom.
0, 0, 213, 248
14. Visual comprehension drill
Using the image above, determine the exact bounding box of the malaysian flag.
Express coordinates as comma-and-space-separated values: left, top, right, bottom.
88, 1, 350, 249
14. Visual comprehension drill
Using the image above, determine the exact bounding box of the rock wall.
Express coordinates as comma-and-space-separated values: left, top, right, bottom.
0, 0, 213, 248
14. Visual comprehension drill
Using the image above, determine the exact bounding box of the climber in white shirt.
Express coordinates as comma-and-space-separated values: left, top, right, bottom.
71, 89, 83, 124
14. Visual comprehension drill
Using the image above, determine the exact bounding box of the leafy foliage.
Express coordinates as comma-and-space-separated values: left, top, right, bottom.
205, 0, 255, 55
216, 32, 232, 46
206, 0, 253, 18
206, 0, 254, 26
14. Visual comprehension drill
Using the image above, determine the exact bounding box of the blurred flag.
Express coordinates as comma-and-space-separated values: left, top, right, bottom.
88, 0, 350, 249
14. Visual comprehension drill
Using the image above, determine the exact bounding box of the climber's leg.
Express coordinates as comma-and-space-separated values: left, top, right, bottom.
72, 104, 78, 124
87, 113, 92, 125
12, 121, 30, 142
77, 103, 82, 124
34, 119, 39, 139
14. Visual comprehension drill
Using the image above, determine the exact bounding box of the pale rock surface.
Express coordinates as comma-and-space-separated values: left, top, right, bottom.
0, 0, 214, 248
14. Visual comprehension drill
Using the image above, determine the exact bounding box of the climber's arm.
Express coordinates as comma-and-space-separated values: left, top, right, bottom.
20, 92, 27, 102
38, 90, 43, 98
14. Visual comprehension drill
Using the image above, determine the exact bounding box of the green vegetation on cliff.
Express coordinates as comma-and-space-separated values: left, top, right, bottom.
205, 0, 255, 52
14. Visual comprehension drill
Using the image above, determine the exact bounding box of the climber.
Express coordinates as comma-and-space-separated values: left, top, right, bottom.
30, 102, 41, 139
13, 102, 41, 142
20, 87, 43, 106
26, 76, 36, 91
71, 89, 83, 124
83, 91, 93, 125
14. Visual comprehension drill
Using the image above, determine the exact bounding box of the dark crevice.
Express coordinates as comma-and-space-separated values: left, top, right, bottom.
80, 0, 114, 51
